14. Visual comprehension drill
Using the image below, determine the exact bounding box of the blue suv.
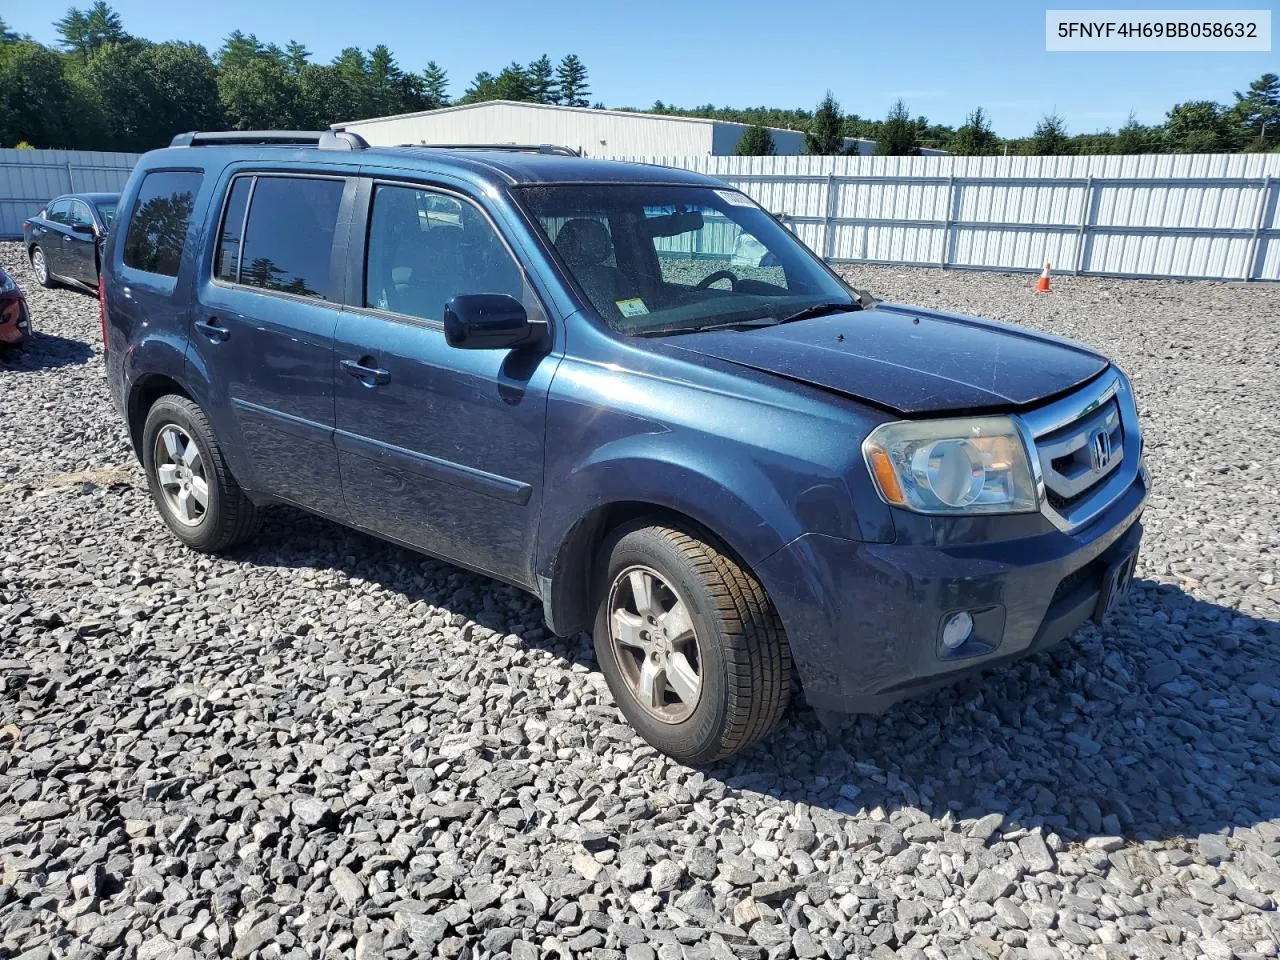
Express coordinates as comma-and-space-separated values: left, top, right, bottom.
103, 130, 1147, 763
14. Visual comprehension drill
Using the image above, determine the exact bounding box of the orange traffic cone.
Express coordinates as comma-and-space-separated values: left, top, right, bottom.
1034, 262, 1052, 293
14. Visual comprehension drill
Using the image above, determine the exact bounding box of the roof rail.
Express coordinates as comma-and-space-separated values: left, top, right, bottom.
402, 143, 581, 157
169, 129, 370, 150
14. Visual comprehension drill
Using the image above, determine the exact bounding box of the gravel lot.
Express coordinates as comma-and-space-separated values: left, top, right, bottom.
2, 239, 1278, 960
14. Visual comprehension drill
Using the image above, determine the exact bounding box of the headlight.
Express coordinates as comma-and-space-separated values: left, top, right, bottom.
863, 416, 1039, 515
0, 270, 15, 294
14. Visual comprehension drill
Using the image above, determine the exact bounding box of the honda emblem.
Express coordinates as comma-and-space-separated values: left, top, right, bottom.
1089, 429, 1113, 471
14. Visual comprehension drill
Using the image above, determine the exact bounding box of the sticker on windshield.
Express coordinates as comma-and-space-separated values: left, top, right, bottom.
715, 189, 756, 208
616, 298, 650, 318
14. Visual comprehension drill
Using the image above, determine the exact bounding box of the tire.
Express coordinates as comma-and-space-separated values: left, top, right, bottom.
141, 394, 260, 552
592, 522, 792, 764
30, 246, 54, 288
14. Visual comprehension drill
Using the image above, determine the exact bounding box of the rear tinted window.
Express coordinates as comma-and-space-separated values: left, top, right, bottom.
123, 171, 203, 277
236, 176, 344, 300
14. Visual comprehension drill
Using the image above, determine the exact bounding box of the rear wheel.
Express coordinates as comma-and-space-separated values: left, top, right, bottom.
593, 522, 792, 764
141, 395, 260, 552
30, 246, 54, 288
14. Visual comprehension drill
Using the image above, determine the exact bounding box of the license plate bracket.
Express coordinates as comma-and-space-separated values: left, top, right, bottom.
1093, 549, 1138, 623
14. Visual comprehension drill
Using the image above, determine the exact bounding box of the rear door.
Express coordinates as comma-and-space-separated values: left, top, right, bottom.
190, 170, 355, 518
332, 178, 558, 586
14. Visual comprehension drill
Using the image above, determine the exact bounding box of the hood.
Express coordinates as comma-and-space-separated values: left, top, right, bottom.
665, 303, 1109, 415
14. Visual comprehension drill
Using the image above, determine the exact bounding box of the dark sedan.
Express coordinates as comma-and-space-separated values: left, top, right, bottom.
22, 192, 119, 290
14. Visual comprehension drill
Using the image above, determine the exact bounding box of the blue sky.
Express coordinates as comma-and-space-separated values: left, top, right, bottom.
9, 0, 1276, 136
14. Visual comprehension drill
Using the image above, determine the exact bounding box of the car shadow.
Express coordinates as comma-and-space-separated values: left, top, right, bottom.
0, 331, 95, 371
236, 507, 1279, 845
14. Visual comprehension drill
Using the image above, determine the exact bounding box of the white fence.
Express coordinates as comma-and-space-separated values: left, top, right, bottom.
626, 153, 1280, 281
5, 148, 1279, 280
0, 148, 141, 240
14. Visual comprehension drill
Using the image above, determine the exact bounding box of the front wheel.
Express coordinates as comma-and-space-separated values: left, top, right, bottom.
30, 246, 54, 288
593, 522, 792, 764
141, 395, 260, 552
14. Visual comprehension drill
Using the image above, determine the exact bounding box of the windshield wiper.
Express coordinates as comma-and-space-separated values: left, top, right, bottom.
776, 301, 861, 324
633, 317, 780, 338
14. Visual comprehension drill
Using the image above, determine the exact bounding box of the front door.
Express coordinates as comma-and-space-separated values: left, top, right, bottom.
333, 180, 558, 586
65, 199, 99, 284
190, 171, 354, 517
41, 199, 74, 277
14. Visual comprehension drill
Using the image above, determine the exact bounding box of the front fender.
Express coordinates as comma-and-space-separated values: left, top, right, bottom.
540, 440, 801, 576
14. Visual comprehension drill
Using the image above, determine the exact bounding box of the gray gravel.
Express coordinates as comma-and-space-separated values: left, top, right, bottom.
3, 240, 1279, 960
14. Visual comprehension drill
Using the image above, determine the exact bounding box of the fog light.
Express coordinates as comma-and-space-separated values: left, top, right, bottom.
941, 612, 974, 650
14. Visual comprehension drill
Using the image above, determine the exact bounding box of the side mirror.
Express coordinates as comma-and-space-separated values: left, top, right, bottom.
71, 222, 95, 236
443, 294, 544, 350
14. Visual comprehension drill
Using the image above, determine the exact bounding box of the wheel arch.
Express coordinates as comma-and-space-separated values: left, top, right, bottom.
540, 496, 786, 640
126, 373, 193, 461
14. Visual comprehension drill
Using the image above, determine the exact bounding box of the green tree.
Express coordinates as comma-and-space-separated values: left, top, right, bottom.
332, 46, 372, 117
0, 17, 25, 44
1231, 73, 1279, 148
733, 123, 775, 156
1026, 112, 1073, 155
526, 54, 556, 104
421, 60, 449, 107
556, 54, 589, 106
804, 91, 844, 154
493, 61, 532, 101
876, 99, 920, 155
1164, 100, 1236, 152
368, 44, 404, 115
0, 41, 86, 147
1113, 112, 1159, 153
950, 107, 999, 155
296, 63, 350, 127
217, 31, 263, 70
217, 55, 301, 130
284, 41, 310, 75
55, 1, 126, 58
461, 70, 497, 103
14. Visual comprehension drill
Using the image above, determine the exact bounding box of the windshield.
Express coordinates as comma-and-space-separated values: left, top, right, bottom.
94, 200, 118, 229
517, 184, 856, 336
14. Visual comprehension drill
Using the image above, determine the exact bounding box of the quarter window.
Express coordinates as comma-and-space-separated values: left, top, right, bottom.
364, 183, 522, 322
123, 171, 203, 278
236, 176, 344, 301
214, 177, 252, 284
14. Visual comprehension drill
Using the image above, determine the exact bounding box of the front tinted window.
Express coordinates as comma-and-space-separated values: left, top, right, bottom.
518, 184, 853, 335
364, 183, 522, 322
238, 176, 344, 300
69, 201, 93, 228
94, 201, 117, 229
123, 171, 203, 277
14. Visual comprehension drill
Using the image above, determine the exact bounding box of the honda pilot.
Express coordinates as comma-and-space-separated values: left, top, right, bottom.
102, 130, 1147, 763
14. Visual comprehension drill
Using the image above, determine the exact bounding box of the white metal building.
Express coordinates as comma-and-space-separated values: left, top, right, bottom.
338, 100, 888, 158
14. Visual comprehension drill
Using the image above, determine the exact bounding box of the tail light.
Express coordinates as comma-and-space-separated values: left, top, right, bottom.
98, 277, 108, 350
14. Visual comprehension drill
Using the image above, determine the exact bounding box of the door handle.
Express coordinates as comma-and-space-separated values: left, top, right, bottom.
194, 318, 230, 342
341, 358, 391, 386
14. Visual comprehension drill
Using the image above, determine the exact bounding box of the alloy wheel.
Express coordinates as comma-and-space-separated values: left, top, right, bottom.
32, 248, 47, 284
607, 565, 703, 723
153, 424, 209, 526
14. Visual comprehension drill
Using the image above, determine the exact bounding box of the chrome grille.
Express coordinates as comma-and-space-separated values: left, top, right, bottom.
1016, 372, 1143, 532
1037, 399, 1123, 509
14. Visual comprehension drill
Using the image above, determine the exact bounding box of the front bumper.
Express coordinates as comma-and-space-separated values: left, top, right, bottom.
0, 295, 30, 346
759, 473, 1147, 714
